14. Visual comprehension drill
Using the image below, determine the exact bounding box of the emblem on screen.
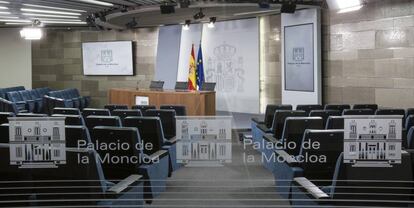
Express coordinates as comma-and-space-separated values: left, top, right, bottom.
176, 116, 232, 167
101, 49, 113, 63
344, 116, 402, 167
293, 47, 304, 61
8, 117, 66, 169
205, 42, 245, 93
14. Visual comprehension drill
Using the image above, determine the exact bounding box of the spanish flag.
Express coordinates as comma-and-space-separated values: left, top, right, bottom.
187, 44, 197, 90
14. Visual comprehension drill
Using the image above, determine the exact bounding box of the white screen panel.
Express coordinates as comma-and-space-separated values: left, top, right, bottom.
202, 18, 260, 114
82, 41, 133, 75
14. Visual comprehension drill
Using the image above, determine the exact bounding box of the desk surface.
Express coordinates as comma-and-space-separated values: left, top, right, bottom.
108, 88, 216, 116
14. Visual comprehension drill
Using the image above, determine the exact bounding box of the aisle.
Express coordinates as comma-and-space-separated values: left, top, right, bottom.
149, 130, 291, 207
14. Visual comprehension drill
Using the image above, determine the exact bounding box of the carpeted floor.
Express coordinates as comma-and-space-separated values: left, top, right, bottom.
148, 130, 291, 207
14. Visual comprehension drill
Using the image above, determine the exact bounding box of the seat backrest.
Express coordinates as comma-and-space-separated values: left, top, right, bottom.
0, 112, 14, 125
324, 104, 351, 113
53, 114, 85, 126
131, 105, 156, 113
406, 108, 414, 118
309, 110, 341, 127
280, 117, 324, 155
299, 130, 344, 182
296, 104, 323, 114
145, 109, 176, 139
6, 91, 23, 102
404, 115, 414, 131
0, 124, 9, 143
53, 107, 81, 115
262, 104, 293, 128
330, 153, 413, 206
111, 109, 142, 125
160, 105, 187, 116
91, 127, 143, 180
85, 116, 122, 130
407, 127, 414, 149
352, 104, 378, 111
325, 116, 344, 129
16, 113, 47, 117
342, 109, 374, 115
104, 104, 128, 112
270, 110, 307, 140
18, 90, 32, 101
82, 108, 111, 117
375, 108, 406, 123
124, 117, 164, 155
65, 125, 91, 147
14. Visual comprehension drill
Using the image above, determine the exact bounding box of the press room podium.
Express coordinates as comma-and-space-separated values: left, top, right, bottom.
108, 88, 216, 116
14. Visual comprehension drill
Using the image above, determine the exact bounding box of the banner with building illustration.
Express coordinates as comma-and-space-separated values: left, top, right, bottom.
176, 116, 232, 166
344, 115, 403, 167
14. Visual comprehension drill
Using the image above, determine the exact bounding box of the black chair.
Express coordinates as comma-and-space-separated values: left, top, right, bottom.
160, 105, 187, 116
407, 127, 414, 149
132, 105, 156, 114
53, 107, 81, 115
324, 104, 350, 113
342, 109, 374, 115
309, 110, 341, 127
0, 112, 14, 125
375, 108, 406, 124
406, 108, 414, 118
112, 109, 142, 125
104, 104, 129, 112
405, 115, 414, 135
82, 108, 111, 118
91, 126, 169, 201
85, 115, 122, 130
145, 109, 176, 140
65, 125, 91, 148
53, 114, 85, 126
296, 104, 323, 114
252, 104, 293, 128
265, 110, 308, 141
325, 116, 344, 129
0, 145, 144, 207
352, 104, 378, 111
278, 117, 324, 156
291, 153, 413, 207
274, 129, 344, 199
6, 91, 35, 112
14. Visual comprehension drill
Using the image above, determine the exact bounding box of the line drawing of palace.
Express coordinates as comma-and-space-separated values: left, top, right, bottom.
344, 116, 402, 167
176, 117, 232, 165
8, 117, 66, 169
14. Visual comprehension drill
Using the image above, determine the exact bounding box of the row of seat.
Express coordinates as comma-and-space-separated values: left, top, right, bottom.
44, 88, 91, 113
250, 104, 414, 207
0, 86, 25, 99
0, 105, 186, 206
0, 87, 50, 113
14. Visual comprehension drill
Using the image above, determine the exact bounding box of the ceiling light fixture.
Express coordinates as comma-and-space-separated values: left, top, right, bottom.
0, 1, 9, 4
337, 5, 363, 13
208, 17, 216, 28
21, 8, 81, 16
326, 0, 364, 13
22, 4, 86, 13
20, 20, 43, 40
5, 22, 31, 25
28, 17, 82, 22
42, 21, 87, 24
183, 20, 190, 30
193, 8, 205, 20
0, 6, 7, 9
22, 13, 80, 19
0, 15, 17, 19
77, 0, 114, 7
0, 11, 10, 14
0, 19, 31, 23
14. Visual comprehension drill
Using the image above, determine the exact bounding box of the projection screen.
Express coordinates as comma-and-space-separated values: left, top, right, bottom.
82, 41, 134, 75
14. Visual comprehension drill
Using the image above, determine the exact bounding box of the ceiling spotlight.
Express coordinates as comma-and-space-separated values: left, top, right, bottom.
183, 20, 190, 30
281, 1, 296, 14
258, 0, 270, 9
20, 20, 43, 40
208, 17, 216, 28
193, 8, 205, 20
125, 17, 137, 29
160, 1, 176, 14
179, 0, 190, 8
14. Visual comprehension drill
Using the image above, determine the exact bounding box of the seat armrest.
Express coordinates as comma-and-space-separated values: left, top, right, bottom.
108, 174, 143, 194
166, 136, 178, 144
275, 149, 298, 165
251, 118, 264, 124
257, 124, 271, 133
146, 150, 168, 162
293, 177, 330, 200
263, 134, 278, 143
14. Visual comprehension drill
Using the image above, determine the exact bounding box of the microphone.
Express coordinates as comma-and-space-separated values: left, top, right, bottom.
136, 80, 141, 90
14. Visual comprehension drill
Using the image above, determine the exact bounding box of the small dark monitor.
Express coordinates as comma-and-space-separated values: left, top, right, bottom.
149, 81, 164, 90
175, 82, 188, 91
200, 82, 216, 91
